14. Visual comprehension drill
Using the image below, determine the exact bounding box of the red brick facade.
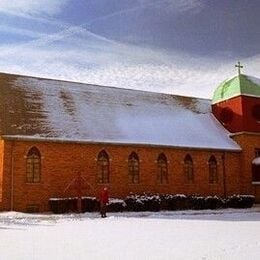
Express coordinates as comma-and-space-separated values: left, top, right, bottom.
232, 133, 260, 200
212, 96, 260, 133
0, 138, 243, 212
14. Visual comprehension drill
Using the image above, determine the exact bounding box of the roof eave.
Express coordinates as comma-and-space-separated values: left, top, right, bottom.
0, 135, 242, 152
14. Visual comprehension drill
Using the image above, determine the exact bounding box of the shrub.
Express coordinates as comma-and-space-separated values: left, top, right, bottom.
81, 197, 98, 212
124, 193, 160, 211
125, 195, 145, 211
225, 195, 255, 208
49, 194, 255, 214
188, 196, 206, 210
107, 199, 126, 212
204, 196, 224, 209
49, 198, 70, 214
161, 194, 189, 210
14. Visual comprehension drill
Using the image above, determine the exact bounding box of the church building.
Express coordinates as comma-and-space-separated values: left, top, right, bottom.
0, 65, 259, 212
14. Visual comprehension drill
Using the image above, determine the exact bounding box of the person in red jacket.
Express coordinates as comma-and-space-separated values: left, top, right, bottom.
100, 187, 109, 218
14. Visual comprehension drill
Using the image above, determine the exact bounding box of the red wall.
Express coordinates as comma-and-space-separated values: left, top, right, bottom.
0, 139, 242, 212
241, 96, 260, 132
0, 140, 4, 203
212, 96, 260, 133
232, 133, 260, 202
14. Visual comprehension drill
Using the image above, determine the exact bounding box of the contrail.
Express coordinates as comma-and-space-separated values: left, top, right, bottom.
0, 0, 168, 51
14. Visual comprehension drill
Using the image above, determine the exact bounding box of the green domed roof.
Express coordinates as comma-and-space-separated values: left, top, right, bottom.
212, 74, 260, 104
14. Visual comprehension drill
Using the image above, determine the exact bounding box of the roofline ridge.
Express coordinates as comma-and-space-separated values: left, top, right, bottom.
0, 71, 210, 102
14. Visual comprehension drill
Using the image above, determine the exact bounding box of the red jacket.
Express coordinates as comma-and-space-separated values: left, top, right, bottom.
100, 189, 109, 204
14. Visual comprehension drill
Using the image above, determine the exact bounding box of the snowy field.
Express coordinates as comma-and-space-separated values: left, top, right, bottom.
1, 208, 260, 260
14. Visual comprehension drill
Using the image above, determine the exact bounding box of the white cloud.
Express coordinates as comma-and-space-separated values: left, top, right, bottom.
0, 35, 247, 99
0, 25, 46, 38
0, 2, 256, 100
0, 0, 70, 17
137, 0, 204, 13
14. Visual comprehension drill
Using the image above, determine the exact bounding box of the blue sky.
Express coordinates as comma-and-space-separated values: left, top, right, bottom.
0, 0, 260, 98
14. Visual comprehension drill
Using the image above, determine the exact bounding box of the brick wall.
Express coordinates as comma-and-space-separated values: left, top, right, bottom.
212, 96, 260, 133
1, 139, 242, 212
232, 133, 260, 202
0, 140, 4, 203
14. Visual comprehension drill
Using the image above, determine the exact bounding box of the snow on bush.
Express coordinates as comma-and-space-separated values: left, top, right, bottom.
49, 194, 255, 214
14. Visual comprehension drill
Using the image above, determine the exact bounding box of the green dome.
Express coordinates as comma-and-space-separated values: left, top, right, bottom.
212, 74, 260, 104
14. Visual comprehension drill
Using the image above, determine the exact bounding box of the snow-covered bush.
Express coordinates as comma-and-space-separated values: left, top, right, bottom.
160, 194, 189, 210
187, 196, 224, 210
48, 194, 255, 214
225, 195, 255, 208
125, 193, 161, 211
107, 199, 126, 212
188, 196, 206, 210
81, 197, 97, 212
204, 196, 224, 209
49, 198, 71, 214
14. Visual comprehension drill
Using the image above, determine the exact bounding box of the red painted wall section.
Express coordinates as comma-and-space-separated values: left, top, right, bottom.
0, 140, 4, 203
212, 96, 260, 133
0, 141, 12, 211
241, 96, 260, 132
0, 139, 242, 212
212, 96, 244, 133
232, 133, 260, 202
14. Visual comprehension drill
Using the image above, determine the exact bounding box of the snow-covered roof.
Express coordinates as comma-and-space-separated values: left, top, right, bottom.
0, 72, 241, 151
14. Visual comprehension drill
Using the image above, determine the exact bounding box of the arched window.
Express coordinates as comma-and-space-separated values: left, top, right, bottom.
252, 157, 260, 183
97, 150, 110, 184
208, 155, 218, 184
184, 154, 194, 183
157, 153, 168, 184
128, 152, 139, 184
26, 147, 41, 183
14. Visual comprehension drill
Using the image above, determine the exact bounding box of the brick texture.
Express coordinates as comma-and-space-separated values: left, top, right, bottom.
0, 139, 243, 212
232, 133, 260, 202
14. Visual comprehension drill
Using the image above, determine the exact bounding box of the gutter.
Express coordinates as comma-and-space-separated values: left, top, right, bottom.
1, 135, 242, 153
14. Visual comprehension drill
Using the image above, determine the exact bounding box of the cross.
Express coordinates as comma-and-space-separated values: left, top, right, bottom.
235, 61, 243, 75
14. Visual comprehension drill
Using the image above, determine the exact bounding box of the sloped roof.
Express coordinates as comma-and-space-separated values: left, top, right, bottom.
0, 72, 240, 151
212, 74, 260, 104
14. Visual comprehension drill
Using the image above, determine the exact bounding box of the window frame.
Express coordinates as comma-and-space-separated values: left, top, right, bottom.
157, 153, 168, 184
184, 154, 194, 184
128, 152, 140, 184
97, 150, 110, 184
208, 155, 218, 184
26, 147, 41, 183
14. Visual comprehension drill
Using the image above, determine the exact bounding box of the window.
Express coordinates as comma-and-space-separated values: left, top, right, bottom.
252, 157, 260, 183
252, 104, 260, 121
128, 152, 139, 184
157, 153, 168, 184
208, 155, 218, 184
184, 154, 194, 183
26, 147, 41, 183
97, 150, 110, 183
255, 148, 260, 158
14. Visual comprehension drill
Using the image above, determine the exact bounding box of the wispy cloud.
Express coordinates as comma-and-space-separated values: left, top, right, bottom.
0, 0, 257, 100
0, 31, 247, 99
137, 0, 204, 13
0, 0, 70, 17
0, 25, 46, 38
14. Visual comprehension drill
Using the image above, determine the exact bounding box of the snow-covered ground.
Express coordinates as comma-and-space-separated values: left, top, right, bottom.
1, 207, 260, 260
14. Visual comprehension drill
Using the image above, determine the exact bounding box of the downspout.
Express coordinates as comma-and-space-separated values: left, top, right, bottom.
222, 152, 227, 198
10, 141, 14, 211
